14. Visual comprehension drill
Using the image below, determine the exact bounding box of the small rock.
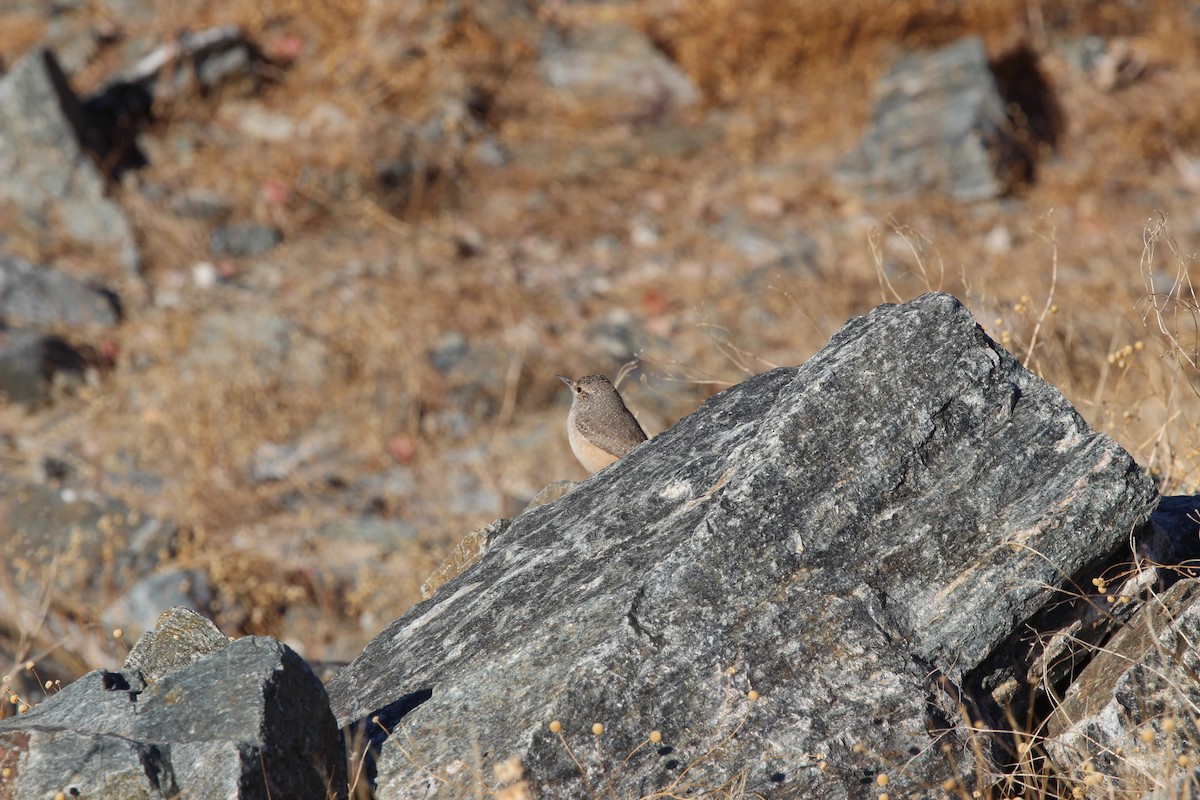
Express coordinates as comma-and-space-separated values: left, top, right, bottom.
523, 480, 573, 511
170, 187, 234, 220
226, 101, 297, 142
210, 223, 282, 257
420, 518, 510, 599
0, 476, 177, 600
629, 217, 660, 248
316, 517, 420, 548
586, 309, 660, 363
43, 12, 98, 74
0, 254, 121, 329
983, 224, 1013, 254
0, 476, 178, 683
191, 260, 218, 288
538, 22, 699, 121
92, 25, 271, 108
387, 432, 416, 463
428, 330, 469, 373
747, 193, 785, 219
468, 135, 508, 167
123, 605, 228, 682
1045, 581, 1200, 793
250, 432, 338, 484
298, 102, 352, 139
1057, 36, 1142, 91
0, 328, 89, 406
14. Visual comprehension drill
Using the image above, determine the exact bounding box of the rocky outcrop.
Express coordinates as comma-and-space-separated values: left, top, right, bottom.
2, 292, 1195, 798
0, 607, 347, 800
326, 292, 1158, 798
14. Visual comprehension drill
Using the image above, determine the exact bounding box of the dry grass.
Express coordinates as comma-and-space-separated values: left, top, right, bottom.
3, 0, 1200, 795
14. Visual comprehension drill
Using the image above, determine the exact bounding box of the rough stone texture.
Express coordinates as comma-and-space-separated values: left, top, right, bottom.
1045, 580, 1200, 795
0, 610, 347, 800
105, 571, 217, 656
420, 518, 510, 599
0, 328, 90, 406
837, 37, 1019, 201
0, 49, 139, 273
123, 606, 229, 683
0, 254, 120, 329
327, 292, 1157, 799
538, 22, 700, 120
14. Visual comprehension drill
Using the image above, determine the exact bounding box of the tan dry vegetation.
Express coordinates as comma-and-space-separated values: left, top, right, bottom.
3, 0, 1200, 774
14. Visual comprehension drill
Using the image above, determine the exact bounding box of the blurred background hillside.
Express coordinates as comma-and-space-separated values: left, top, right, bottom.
0, 0, 1198, 697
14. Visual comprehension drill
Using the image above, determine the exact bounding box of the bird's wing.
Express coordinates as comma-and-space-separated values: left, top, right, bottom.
576, 399, 648, 457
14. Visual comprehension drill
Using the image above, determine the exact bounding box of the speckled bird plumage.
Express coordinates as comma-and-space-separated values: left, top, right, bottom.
556, 374, 648, 473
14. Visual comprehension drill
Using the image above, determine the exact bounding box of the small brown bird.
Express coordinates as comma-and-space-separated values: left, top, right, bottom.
555, 374, 648, 474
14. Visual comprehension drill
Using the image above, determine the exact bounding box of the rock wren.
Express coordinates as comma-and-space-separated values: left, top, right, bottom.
556, 374, 648, 474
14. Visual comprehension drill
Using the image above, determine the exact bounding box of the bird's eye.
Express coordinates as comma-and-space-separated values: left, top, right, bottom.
575, 386, 582, 393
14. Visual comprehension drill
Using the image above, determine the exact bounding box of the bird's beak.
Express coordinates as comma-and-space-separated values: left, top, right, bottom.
555, 374, 574, 388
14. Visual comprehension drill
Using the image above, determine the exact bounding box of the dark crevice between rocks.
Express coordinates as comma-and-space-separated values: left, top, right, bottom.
99, 670, 143, 702
137, 742, 178, 797
37, 49, 148, 182
958, 504, 1183, 786
81, 82, 153, 179
53, 29, 277, 182
919, 657, 980, 782
342, 687, 434, 795
989, 44, 1065, 191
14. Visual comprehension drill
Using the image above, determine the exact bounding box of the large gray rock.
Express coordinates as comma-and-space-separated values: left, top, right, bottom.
0, 608, 347, 799
0, 254, 120, 329
837, 37, 1023, 201
0, 49, 139, 273
327, 292, 1157, 798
